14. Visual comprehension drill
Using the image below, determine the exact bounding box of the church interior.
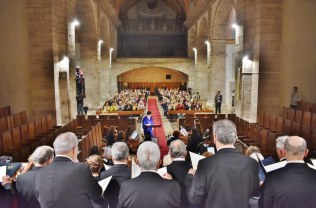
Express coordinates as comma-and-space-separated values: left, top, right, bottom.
0, 0, 316, 167
1, 0, 316, 207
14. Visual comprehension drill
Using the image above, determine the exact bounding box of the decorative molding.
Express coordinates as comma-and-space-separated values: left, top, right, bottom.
99, 0, 121, 27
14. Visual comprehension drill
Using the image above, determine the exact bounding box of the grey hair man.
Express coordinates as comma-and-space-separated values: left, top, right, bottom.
169, 139, 187, 159
34, 132, 103, 208
259, 136, 316, 208
119, 141, 181, 208
167, 140, 192, 208
275, 135, 288, 161
185, 119, 259, 208
15, 146, 54, 208
101, 142, 131, 208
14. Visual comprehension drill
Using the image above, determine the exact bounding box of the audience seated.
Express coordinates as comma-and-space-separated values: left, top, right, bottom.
100, 89, 147, 113
259, 136, 316, 208
158, 88, 210, 111
118, 141, 181, 208
101, 142, 131, 208
34, 132, 103, 207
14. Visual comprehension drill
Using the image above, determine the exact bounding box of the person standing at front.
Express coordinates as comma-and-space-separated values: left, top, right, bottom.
214, 91, 223, 114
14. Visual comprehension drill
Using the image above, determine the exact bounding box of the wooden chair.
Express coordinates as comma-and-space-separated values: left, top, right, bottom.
0, 117, 8, 133
294, 110, 303, 124
311, 104, 316, 114
283, 119, 292, 135
20, 111, 27, 124
312, 113, 316, 129
87, 115, 96, 120
269, 114, 277, 132
0, 134, 3, 155
2, 131, 14, 155
301, 102, 311, 112
291, 122, 301, 136
301, 125, 311, 147
35, 118, 44, 137
254, 125, 262, 145
45, 132, 55, 147
227, 114, 236, 122
282, 107, 288, 119
302, 111, 312, 127
216, 114, 226, 120
275, 116, 284, 134
28, 122, 37, 142
310, 129, 316, 150
7, 115, 15, 130
11, 127, 22, 150
260, 128, 270, 153
287, 108, 295, 121
13, 113, 22, 128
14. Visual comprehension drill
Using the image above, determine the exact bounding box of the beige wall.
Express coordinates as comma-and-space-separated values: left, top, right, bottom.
119, 67, 187, 83
280, 0, 316, 107
0, 0, 31, 115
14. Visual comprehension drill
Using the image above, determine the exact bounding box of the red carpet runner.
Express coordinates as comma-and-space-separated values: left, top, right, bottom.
147, 98, 168, 158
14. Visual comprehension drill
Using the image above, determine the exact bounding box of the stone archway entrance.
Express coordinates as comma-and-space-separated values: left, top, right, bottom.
117, 66, 189, 94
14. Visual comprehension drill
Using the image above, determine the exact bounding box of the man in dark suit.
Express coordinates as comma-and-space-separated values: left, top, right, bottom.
214, 90, 223, 114
100, 142, 131, 208
34, 132, 103, 208
259, 136, 316, 208
118, 141, 181, 208
185, 119, 259, 208
167, 139, 193, 208
16, 145, 54, 208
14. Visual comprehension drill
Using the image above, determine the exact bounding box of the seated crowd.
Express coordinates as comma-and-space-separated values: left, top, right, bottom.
158, 88, 211, 111
2, 119, 316, 208
99, 89, 147, 113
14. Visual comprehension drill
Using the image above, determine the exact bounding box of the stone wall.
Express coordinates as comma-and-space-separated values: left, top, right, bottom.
0, 0, 31, 115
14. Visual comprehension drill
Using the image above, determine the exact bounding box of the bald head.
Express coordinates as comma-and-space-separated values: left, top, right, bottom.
284, 136, 308, 160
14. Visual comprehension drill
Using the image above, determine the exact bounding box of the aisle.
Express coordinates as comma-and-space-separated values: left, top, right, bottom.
147, 98, 168, 158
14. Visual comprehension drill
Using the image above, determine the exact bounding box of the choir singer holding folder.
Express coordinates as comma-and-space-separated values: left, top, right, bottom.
185, 119, 259, 208
142, 111, 153, 137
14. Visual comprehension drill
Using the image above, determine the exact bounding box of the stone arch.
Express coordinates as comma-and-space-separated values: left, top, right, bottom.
73, 0, 97, 43
197, 17, 208, 59
211, 0, 236, 39
117, 67, 189, 91
188, 27, 197, 59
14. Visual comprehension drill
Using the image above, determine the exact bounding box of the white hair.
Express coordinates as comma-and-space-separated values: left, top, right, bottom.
276, 135, 289, 150
212, 119, 237, 145
169, 140, 186, 158
53, 132, 78, 154
30, 146, 54, 164
112, 142, 129, 161
137, 141, 160, 170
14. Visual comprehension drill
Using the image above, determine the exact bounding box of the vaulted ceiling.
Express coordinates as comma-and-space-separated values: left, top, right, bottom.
112, 0, 191, 18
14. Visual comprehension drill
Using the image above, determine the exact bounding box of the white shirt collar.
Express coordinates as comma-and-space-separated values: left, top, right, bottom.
217, 146, 235, 151
287, 160, 305, 163
173, 158, 185, 161
55, 155, 74, 162
141, 170, 157, 173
